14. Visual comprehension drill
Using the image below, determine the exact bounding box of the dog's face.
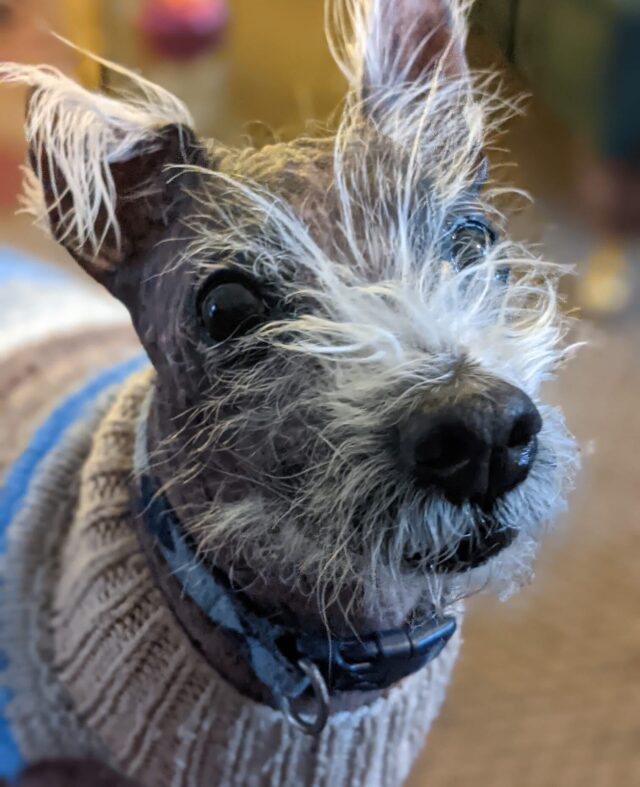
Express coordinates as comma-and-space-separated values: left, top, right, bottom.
4, 0, 578, 616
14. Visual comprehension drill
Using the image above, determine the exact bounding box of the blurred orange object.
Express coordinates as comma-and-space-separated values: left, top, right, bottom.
138, 0, 228, 60
0, 146, 22, 207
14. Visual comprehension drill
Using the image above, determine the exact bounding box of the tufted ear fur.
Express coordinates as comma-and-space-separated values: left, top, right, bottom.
329, 0, 470, 105
0, 62, 203, 290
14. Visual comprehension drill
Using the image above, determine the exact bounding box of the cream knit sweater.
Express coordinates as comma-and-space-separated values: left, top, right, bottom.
2, 369, 462, 787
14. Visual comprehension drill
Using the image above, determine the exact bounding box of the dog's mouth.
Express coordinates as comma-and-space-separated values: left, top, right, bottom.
345, 493, 518, 574
404, 511, 518, 574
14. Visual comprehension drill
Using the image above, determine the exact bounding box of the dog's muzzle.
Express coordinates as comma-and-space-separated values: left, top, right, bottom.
398, 380, 540, 569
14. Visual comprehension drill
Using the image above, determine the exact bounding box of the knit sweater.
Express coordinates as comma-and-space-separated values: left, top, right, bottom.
0, 258, 462, 787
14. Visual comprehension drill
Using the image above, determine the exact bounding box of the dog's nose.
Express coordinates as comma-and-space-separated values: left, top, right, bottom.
400, 382, 542, 507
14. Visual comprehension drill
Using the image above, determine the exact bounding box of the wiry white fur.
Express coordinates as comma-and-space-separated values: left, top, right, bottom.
161, 0, 580, 618
174, 163, 579, 617
0, 54, 192, 257
327, 0, 472, 94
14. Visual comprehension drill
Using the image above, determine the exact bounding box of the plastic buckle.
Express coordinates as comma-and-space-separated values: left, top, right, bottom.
297, 615, 457, 693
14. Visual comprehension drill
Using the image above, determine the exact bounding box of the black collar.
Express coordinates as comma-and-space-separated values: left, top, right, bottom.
138, 473, 456, 733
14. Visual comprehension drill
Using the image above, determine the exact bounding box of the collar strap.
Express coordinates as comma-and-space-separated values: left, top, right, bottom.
138, 474, 311, 700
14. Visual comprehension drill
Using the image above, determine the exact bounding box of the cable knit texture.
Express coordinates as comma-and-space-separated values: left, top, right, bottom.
3, 369, 462, 787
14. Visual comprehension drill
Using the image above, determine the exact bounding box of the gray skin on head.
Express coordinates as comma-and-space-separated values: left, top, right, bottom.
15, 0, 578, 705
112, 131, 504, 654
84, 130, 433, 702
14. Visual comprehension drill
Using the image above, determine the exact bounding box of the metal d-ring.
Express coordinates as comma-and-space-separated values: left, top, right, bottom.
279, 658, 330, 735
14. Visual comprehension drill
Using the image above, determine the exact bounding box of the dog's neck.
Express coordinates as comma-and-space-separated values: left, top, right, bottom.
145, 380, 428, 632
142, 380, 428, 706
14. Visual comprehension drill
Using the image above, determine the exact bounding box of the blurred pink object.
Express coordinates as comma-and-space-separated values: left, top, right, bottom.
138, 0, 228, 60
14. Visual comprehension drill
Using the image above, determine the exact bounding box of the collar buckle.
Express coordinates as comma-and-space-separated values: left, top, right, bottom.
296, 615, 457, 693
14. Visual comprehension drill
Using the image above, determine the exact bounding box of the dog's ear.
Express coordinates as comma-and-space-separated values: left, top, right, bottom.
331, 0, 469, 105
1, 63, 203, 292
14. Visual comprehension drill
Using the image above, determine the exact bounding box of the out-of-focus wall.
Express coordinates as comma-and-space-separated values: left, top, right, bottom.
102, 0, 345, 142
475, 0, 640, 160
102, 0, 229, 137
223, 0, 344, 139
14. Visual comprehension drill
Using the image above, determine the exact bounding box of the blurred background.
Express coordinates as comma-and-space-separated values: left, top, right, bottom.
0, 1, 638, 785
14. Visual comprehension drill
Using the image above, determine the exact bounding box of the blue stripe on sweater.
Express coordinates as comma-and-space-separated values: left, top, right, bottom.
0, 353, 149, 781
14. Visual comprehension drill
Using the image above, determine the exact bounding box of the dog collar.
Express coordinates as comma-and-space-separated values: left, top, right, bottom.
134, 420, 456, 734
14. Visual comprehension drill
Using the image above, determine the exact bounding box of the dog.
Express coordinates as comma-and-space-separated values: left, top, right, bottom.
0, 1, 579, 785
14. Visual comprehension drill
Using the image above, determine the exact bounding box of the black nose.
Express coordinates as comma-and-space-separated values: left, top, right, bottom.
400, 382, 542, 507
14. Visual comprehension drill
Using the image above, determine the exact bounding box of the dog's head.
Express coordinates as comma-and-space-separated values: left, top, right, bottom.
4, 0, 578, 620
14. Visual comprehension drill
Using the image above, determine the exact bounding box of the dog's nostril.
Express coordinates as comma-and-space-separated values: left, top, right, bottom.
507, 413, 539, 449
414, 424, 476, 474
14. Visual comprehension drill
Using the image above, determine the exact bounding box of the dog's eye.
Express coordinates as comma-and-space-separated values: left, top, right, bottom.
449, 217, 497, 271
199, 277, 267, 342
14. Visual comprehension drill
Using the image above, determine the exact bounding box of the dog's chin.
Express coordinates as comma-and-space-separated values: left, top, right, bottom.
405, 513, 518, 574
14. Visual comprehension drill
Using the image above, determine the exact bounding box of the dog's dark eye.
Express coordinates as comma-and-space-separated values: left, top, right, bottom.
449, 218, 497, 271
199, 278, 267, 342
